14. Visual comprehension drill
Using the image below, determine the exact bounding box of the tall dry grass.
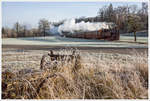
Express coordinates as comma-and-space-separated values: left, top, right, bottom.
2, 49, 148, 99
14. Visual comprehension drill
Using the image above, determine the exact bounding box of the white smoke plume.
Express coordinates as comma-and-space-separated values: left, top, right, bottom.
49, 25, 59, 35
50, 18, 114, 35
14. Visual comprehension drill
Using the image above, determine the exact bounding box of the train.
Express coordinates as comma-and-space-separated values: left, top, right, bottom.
61, 26, 120, 41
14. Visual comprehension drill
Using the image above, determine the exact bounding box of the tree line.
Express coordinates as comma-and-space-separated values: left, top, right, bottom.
98, 3, 148, 34
77, 3, 148, 33
2, 19, 50, 38
2, 2, 148, 39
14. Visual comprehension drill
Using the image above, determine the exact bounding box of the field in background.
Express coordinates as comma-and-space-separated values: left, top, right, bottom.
2, 34, 148, 48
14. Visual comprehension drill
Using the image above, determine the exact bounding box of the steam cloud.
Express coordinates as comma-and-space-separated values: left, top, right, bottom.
50, 19, 113, 35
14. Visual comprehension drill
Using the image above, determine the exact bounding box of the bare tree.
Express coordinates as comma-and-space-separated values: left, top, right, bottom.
98, 6, 107, 21
14, 22, 19, 35
31, 28, 39, 37
2, 27, 6, 38
38, 19, 50, 37
98, 4, 114, 22
14, 22, 23, 37
127, 14, 141, 42
2, 27, 6, 34
137, 2, 148, 30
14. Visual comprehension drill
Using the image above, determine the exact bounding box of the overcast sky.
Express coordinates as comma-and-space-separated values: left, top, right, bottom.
2, 2, 143, 28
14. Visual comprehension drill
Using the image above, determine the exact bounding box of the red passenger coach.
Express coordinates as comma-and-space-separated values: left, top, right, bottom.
62, 26, 120, 41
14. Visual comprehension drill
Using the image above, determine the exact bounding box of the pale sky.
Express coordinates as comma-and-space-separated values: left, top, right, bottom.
2, 2, 143, 28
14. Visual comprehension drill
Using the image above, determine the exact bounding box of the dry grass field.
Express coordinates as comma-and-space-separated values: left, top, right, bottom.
2, 48, 148, 99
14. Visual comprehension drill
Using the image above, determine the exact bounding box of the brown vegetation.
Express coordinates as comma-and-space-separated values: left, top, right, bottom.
2, 49, 148, 99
